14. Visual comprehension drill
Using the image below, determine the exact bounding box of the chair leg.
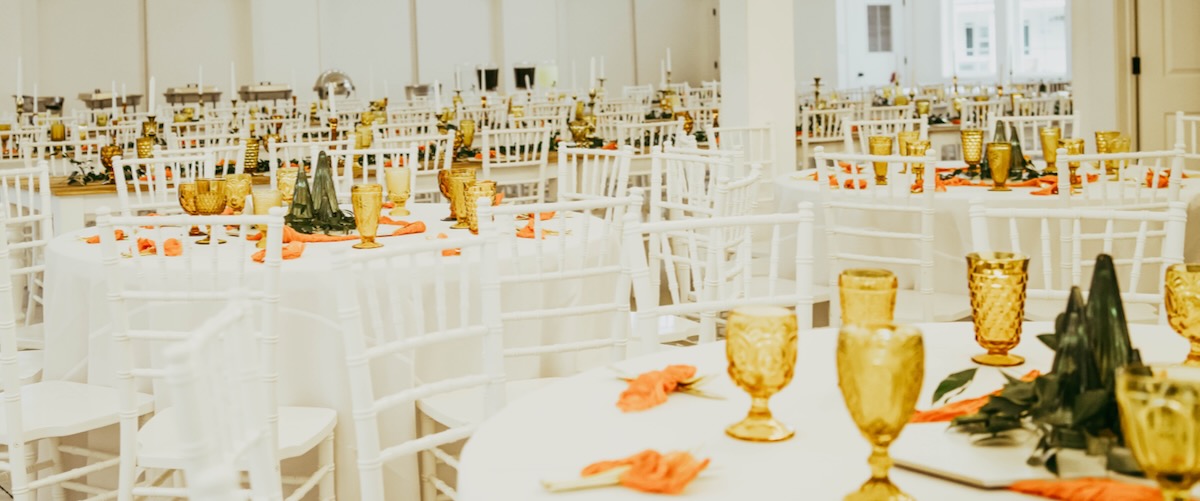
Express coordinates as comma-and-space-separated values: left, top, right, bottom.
318, 433, 335, 501
417, 412, 437, 501
45, 437, 66, 501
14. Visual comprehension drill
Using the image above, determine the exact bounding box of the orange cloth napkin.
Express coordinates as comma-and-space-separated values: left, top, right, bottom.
1009, 478, 1165, 501
383, 201, 395, 209
1146, 169, 1184, 188
910, 370, 1039, 423
247, 222, 427, 244
516, 212, 558, 239
616, 365, 697, 412
435, 233, 460, 256
85, 229, 126, 244
581, 449, 710, 495
136, 237, 182, 256
251, 241, 305, 263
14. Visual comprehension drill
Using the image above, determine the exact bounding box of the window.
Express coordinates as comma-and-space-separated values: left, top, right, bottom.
867, 5, 893, 52
942, 0, 1069, 80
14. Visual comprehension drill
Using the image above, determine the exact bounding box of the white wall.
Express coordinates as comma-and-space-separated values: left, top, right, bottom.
146, 0, 253, 108
795, 0, 840, 89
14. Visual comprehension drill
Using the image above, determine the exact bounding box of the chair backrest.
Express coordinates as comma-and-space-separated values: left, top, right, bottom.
324, 146, 418, 199
480, 194, 641, 373
0, 162, 54, 326
97, 207, 285, 498
459, 104, 509, 130
19, 137, 106, 176
959, 99, 1007, 129
168, 131, 241, 151
813, 146, 938, 200
821, 159, 938, 324
480, 126, 552, 204
712, 124, 774, 178
860, 104, 914, 122
649, 147, 758, 223
1013, 95, 1064, 117
1174, 111, 1200, 173
167, 120, 231, 148
624, 203, 816, 351
0, 212, 36, 493
287, 125, 353, 143
616, 120, 681, 158
1055, 148, 1184, 207
332, 231, 503, 501
377, 131, 456, 202
621, 86, 655, 105
556, 144, 634, 201
165, 300, 285, 501
265, 137, 352, 188
843, 118, 928, 155
968, 199, 1188, 317
112, 152, 215, 216
371, 121, 437, 141
799, 108, 853, 146
988, 115, 1080, 162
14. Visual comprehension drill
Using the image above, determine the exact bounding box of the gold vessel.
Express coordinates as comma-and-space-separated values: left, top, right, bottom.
839, 269, 898, 326
908, 139, 931, 193
1116, 365, 1200, 501
725, 306, 798, 442
1061, 138, 1085, 190
1039, 127, 1061, 173
350, 183, 384, 249
868, 136, 893, 186
384, 167, 412, 217
276, 166, 299, 203
986, 142, 1013, 192
251, 189, 283, 249
194, 178, 228, 245
961, 129, 985, 179
966, 252, 1029, 366
224, 174, 252, 215
178, 182, 203, 237
448, 166, 477, 230
464, 182, 496, 235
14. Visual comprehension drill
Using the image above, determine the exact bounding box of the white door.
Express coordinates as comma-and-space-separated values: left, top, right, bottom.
1138, 0, 1200, 150
842, 0, 906, 88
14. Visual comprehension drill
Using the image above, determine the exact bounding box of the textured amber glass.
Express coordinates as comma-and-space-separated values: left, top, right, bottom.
725, 306, 798, 442
896, 130, 919, 175
224, 174, 252, 215
276, 166, 299, 203
868, 136, 893, 186
1095, 130, 1120, 176
1062, 138, 1085, 189
351, 184, 384, 249
839, 269, 897, 326
385, 166, 412, 217
449, 167, 477, 230
908, 140, 931, 193
838, 323, 924, 501
1039, 127, 1061, 172
961, 129, 985, 179
464, 182, 496, 235
1165, 264, 1200, 366
966, 252, 1029, 366
1116, 366, 1200, 501
986, 142, 1013, 192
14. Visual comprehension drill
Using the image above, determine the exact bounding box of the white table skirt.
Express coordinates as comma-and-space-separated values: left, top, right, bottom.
457, 321, 1189, 500
775, 174, 1200, 294
42, 202, 614, 501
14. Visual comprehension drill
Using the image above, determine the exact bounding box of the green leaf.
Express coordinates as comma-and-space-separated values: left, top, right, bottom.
1071, 389, 1110, 426
1038, 333, 1059, 351
932, 368, 977, 404
997, 380, 1036, 405
981, 395, 1028, 416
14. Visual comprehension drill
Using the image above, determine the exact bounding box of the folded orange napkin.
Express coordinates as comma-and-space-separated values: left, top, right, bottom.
386, 220, 426, 236
251, 241, 305, 263
382, 201, 395, 209
435, 233, 460, 256
1147, 169, 1178, 188
581, 449, 710, 495
247, 222, 426, 244
911, 370, 1039, 423
136, 237, 182, 257
617, 365, 697, 412
1009, 478, 1164, 501
603, 141, 618, 150
85, 229, 126, 244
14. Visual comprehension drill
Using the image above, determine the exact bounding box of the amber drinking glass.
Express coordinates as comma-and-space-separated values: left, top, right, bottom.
194, 178, 228, 245
839, 269, 898, 326
986, 142, 1013, 192
1039, 127, 1061, 173
1062, 138, 1085, 190
1116, 365, 1200, 501
896, 130, 919, 175
837, 323, 924, 501
966, 252, 1029, 366
350, 184, 384, 249
725, 306, 798, 442
1165, 264, 1200, 366
961, 129, 985, 179
908, 139, 932, 193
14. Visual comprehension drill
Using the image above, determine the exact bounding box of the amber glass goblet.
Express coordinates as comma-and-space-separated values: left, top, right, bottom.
839, 269, 897, 326
251, 190, 283, 249
725, 306, 798, 442
194, 178, 227, 245
276, 166, 299, 203
350, 184, 384, 249
966, 252, 1029, 366
1116, 365, 1200, 501
907, 139, 931, 193
1062, 138, 1085, 190
838, 323, 924, 501
449, 167, 477, 230
961, 129, 984, 180
868, 136, 893, 186
986, 142, 1013, 192
896, 130, 919, 175
1039, 127, 1061, 173
1095, 130, 1120, 176
437, 169, 456, 221
1165, 264, 1200, 366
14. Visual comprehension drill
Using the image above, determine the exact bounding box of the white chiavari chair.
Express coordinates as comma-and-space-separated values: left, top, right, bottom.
959, 99, 1007, 129
459, 104, 509, 130
332, 230, 503, 501
377, 131, 456, 202
814, 147, 971, 324
625, 203, 817, 350
480, 126, 552, 204
596, 99, 647, 115
97, 207, 336, 501
988, 115, 1080, 167
160, 142, 249, 175
1174, 111, 1200, 173
166, 131, 241, 151
860, 104, 914, 121
287, 125, 353, 143
0, 161, 54, 349
166, 120, 232, 149
1055, 148, 1184, 208
968, 199, 1188, 322
164, 300, 285, 501
798, 108, 853, 168
616, 119, 682, 159
265, 138, 352, 188
622, 85, 655, 106
1012, 95, 1062, 117
112, 152, 215, 216
19, 136, 105, 176
329, 146, 418, 200
385, 107, 437, 128
650, 147, 757, 223
86, 122, 141, 150
843, 118, 928, 154
0, 216, 138, 501
713, 124, 775, 179
556, 144, 634, 201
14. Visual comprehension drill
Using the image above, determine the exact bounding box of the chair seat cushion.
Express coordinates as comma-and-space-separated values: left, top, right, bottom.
137, 405, 336, 469
0, 381, 152, 443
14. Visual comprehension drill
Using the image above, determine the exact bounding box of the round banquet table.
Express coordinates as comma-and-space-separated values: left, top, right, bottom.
457, 321, 1192, 500
775, 172, 1200, 294
41, 202, 613, 501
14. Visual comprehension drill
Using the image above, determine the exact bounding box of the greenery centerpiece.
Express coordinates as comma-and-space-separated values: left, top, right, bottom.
931, 254, 1144, 475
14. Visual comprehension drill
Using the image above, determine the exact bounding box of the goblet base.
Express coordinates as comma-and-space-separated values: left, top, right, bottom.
844, 478, 915, 501
972, 352, 1024, 367
255, 236, 267, 249
442, 216, 457, 222
988, 186, 1012, 192
188, 226, 204, 237
451, 221, 470, 230
353, 241, 383, 249
389, 207, 411, 217
725, 416, 795, 442
874, 177, 887, 186
195, 238, 227, 245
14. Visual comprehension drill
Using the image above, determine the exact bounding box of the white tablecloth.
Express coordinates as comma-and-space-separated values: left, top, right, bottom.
42, 202, 612, 501
775, 174, 1200, 293
457, 321, 1189, 500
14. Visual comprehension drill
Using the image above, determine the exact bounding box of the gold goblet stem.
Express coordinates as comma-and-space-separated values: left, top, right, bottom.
966, 252, 1029, 366
1165, 264, 1200, 366
251, 190, 283, 249
725, 306, 797, 442
839, 269, 898, 326
868, 136, 893, 186
987, 142, 1013, 192
961, 129, 984, 180
385, 167, 412, 217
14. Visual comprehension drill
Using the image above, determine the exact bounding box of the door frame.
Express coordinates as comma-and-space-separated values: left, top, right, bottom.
837, 0, 909, 89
